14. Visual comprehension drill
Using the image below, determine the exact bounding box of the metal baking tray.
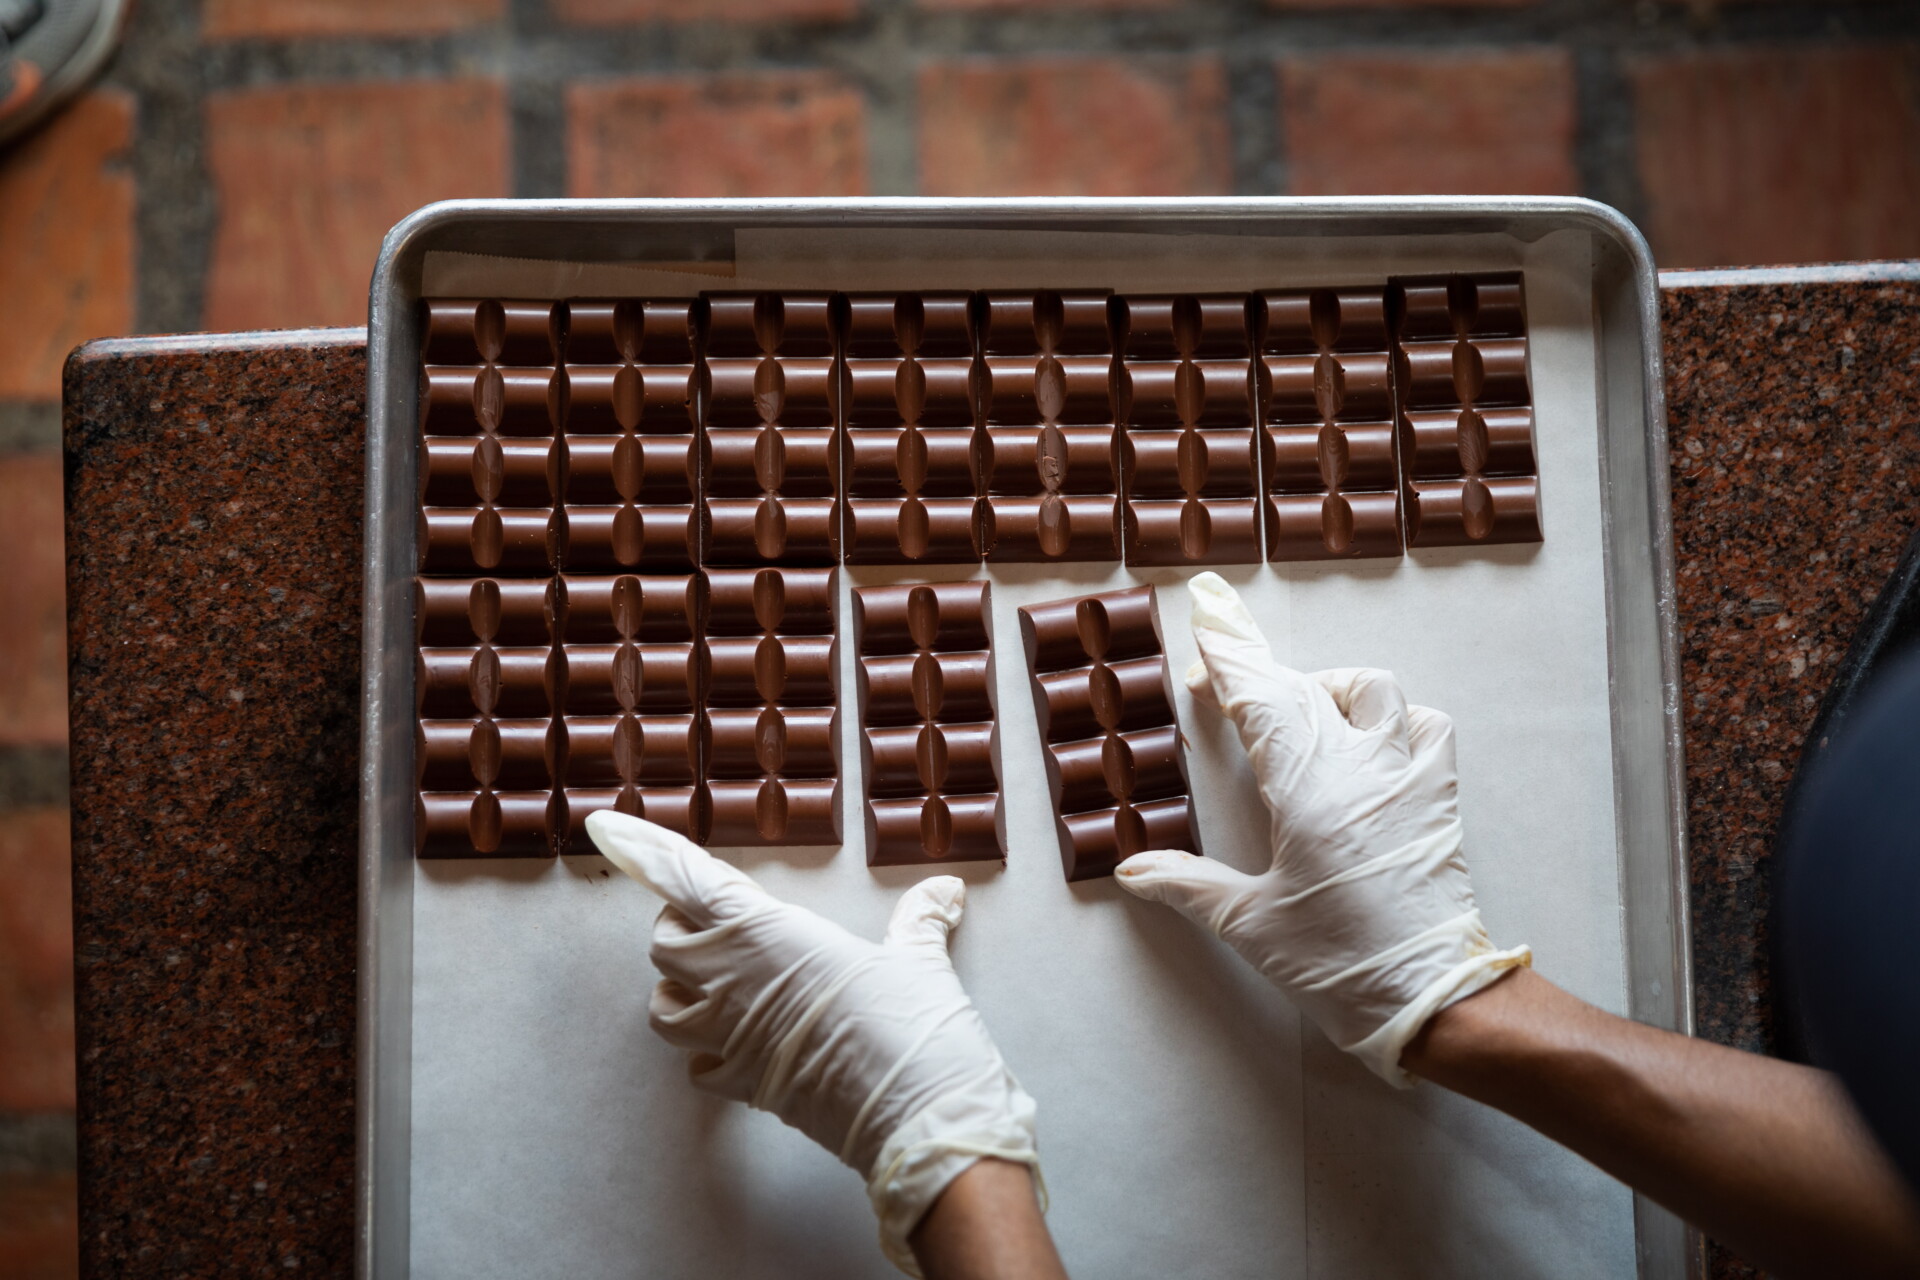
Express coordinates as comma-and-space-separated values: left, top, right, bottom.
358, 198, 1694, 1279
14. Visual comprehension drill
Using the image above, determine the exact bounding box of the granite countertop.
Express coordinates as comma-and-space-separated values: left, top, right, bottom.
61, 268, 1920, 1278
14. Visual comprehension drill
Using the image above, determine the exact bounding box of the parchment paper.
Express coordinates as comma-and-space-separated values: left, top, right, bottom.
408, 228, 1636, 1279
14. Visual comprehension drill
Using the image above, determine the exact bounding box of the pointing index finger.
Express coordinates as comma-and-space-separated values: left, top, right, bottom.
585, 809, 769, 928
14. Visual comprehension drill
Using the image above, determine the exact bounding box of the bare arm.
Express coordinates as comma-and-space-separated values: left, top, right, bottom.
911, 1159, 1069, 1280
1402, 968, 1920, 1279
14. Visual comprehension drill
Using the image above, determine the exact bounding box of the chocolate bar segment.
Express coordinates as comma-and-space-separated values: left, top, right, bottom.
1257, 286, 1405, 562
843, 293, 984, 564
854, 582, 1004, 866
979, 291, 1122, 562
1388, 273, 1542, 548
704, 567, 842, 845
1115, 294, 1266, 566
1018, 584, 1201, 881
702, 293, 841, 566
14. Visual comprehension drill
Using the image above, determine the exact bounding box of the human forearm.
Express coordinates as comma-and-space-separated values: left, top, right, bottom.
1403, 969, 1920, 1279
910, 1159, 1068, 1280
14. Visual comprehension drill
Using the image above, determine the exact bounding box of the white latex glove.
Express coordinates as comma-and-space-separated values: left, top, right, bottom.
586, 809, 1041, 1276
1115, 572, 1530, 1086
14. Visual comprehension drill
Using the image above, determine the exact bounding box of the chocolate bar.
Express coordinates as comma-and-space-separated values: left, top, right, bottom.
1258, 286, 1404, 561
704, 567, 842, 846
843, 293, 984, 564
854, 582, 1005, 865
703, 293, 841, 566
978, 292, 1123, 562
1115, 294, 1266, 565
1018, 584, 1201, 881
1389, 273, 1542, 547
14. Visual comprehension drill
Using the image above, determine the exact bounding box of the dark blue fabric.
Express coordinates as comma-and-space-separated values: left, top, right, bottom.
1779, 647, 1920, 1194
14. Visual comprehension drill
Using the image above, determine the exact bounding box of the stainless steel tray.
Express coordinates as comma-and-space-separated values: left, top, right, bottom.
359, 198, 1694, 1279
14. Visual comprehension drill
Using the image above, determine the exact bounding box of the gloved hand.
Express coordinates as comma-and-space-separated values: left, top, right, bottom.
1115, 572, 1530, 1086
585, 810, 1041, 1276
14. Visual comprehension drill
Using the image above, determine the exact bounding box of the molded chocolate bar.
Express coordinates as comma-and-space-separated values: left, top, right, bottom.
854, 582, 1005, 865
1258, 286, 1404, 561
419, 299, 569, 576
703, 293, 841, 566
978, 292, 1123, 562
563, 299, 705, 572
1018, 584, 1201, 881
412, 572, 710, 857
704, 567, 842, 845
842, 293, 983, 564
1115, 295, 1266, 565
1389, 273, 1541, 548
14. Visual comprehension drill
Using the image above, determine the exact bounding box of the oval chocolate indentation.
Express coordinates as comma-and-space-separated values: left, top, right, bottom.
612, 643, 640, 711
911, 651, 945, 720
1034, 355, 1065, 422
469, 578, 502, 641
898, 497, 930, 560
1174, 361, 1204, 427
1313, 353, 1344, 421
610, 575, 643, 640
1036, 424, 1068, 492
752, 568, 785, 632
755, 777, 789, 841
752, 358, 785, 424
1075, 598, 1112, 660
473, 300, 506, 364
1317, 424, 1349, 489
1088, 661, 1122, 730
472, 435, 504, 502
1179, 498, 1212, 562
469, 791, 503, 854
475, 365, 504, 432
920, 796, 954, 858
895, 359, 927, 424
611, 504, 644, 567
754, 707, 787, 774
753, 294, 785, 354
469, 721, 502, 787
612, 434, 644, 501
916, 724, 949, 790
1308, 288, 1341, 353
613, 364, 643, 430
1321, 493, 1355, 555
1457, 408, 1489, 476
896, 428, 929, 494
1114, 804, 1149, 857
1176, 429, 1209, 495
907, 585, 941, 652
753, 634, 787, 703
1461, 477, 1494, 541
753, 424, 786, 492
1037, 492, 1070, 558
1101, 734, 1137, 801
893, 294, 925, 354
753, 498, 789, 561
469, 647, 501, 715
471, 507, 504, 569
1451, 341, 1484, 404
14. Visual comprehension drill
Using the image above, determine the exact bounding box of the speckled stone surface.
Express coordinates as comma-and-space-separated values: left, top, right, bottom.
60, 276, 1920, 1277
63, 330, 367, 1278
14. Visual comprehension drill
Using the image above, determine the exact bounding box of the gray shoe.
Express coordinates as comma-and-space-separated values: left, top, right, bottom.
0, 0, 128, 150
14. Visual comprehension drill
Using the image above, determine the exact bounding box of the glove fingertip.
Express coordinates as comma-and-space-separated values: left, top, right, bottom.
1114, 848, 1203, 890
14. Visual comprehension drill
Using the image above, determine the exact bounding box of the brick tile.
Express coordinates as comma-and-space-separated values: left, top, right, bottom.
0, 456, 67, 749
554, 0, 855, 24
0, 809, 74, 1112
0, 93, 133, 400
568, 73, 867, 198
202, 0, 502, 39
919, 56, 1231, 197
0, 1173, 77, 1280
203, 80, 509, 332
1630, 47, 1920, 268
1281, 49, 1577, 196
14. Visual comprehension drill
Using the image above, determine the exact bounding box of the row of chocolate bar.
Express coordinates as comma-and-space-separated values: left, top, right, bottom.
415, 573, 1195, 882
416, 274, 1540, 572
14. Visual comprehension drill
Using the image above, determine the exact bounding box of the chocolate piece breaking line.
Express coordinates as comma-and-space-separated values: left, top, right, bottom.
410, 278, 1537, 858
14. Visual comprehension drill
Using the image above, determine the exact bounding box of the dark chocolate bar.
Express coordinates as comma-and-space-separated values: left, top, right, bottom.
842, 293, 984, 565
704, 566, 842, 846
1257, 286, 1405, 562
853, 581, 1005, 865
1017, 584, 1201, 881
978, 292, 1123, 562
703, 293, 841, 566
1115, 294, 1267, 566
1388, 273, 1542, 548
